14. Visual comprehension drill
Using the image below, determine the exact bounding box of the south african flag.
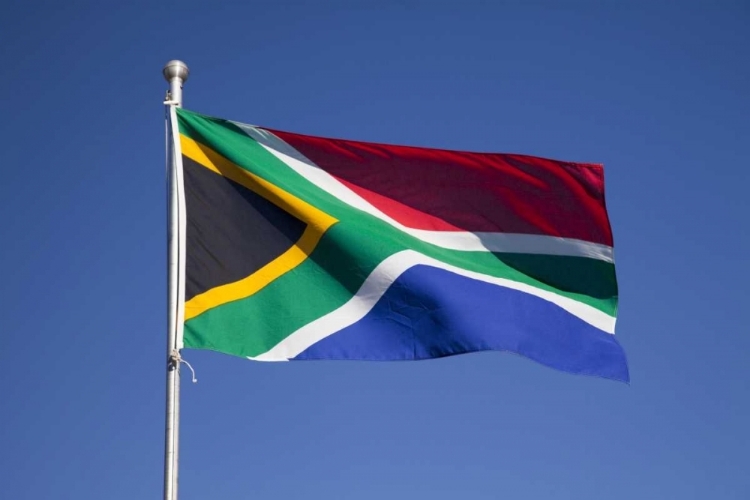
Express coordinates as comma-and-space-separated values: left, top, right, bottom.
168, 107, 627, 382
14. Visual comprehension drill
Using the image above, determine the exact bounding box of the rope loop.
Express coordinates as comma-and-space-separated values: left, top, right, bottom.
169, 349, 198, 383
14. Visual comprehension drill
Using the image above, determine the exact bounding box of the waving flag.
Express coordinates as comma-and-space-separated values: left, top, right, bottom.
171, 108, 627, 381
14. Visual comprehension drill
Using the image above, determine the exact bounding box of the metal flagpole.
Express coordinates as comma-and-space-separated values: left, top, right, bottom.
163, 59, 189, 500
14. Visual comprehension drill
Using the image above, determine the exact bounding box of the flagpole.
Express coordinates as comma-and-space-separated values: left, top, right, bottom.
163, 59, 189, 500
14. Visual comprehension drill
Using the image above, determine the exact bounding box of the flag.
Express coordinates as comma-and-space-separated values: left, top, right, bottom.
171, 108, 628, 382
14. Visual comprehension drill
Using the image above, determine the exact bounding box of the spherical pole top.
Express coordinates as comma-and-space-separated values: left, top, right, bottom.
163, 60, 190, 83
163, 60, 189, 107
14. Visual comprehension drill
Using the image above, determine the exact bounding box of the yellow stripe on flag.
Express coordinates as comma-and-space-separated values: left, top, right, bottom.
180, 134, 338, 321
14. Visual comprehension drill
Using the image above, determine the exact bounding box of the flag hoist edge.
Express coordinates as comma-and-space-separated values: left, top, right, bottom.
171, 108, 628, 382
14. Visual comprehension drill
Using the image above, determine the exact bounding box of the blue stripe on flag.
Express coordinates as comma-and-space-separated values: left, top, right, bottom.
294, 265, 628, 382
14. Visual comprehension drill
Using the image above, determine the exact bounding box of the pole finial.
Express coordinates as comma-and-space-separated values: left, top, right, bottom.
163, 60, 189, 107
163, 60, 190, 83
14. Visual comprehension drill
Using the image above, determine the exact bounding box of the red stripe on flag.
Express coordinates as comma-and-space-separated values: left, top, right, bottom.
270, 129, 613, 246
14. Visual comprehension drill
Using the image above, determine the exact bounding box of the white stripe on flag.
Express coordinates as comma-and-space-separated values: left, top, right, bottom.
249, 249, 616, 362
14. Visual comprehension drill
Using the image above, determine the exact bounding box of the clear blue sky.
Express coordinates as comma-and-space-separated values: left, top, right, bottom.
1, 1, 748, 498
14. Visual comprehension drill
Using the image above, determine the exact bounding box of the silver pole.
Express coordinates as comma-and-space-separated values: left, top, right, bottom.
163, 60, 189, 500
164, 60, 189, 107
